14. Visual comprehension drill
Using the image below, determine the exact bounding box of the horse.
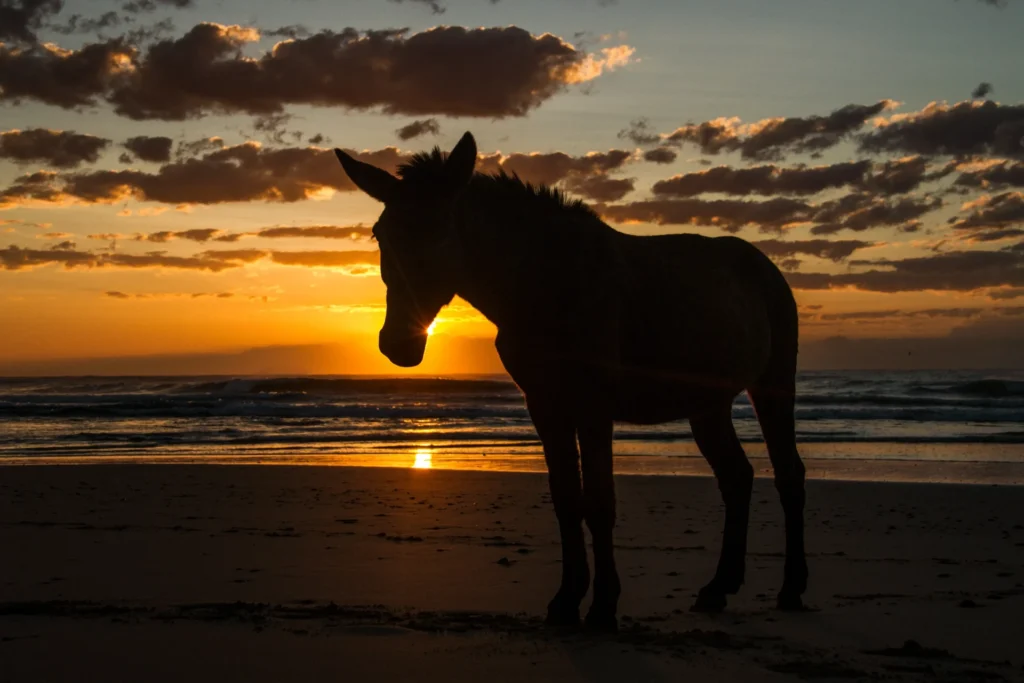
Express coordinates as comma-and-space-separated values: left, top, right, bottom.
335, 132, 807, 632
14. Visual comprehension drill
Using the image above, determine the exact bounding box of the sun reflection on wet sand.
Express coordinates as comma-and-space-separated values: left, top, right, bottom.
412, 448, 433, 469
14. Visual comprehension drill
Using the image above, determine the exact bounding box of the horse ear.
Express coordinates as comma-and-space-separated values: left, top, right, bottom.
445, 132, 477, 189
334, 149, 398, 203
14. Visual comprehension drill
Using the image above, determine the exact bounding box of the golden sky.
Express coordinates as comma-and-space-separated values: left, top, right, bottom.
1, 0, 1023, 373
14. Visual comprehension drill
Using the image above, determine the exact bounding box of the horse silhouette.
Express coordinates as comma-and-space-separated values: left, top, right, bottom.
335, 132, 807, 631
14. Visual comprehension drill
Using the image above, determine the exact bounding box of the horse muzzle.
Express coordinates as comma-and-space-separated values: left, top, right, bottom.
379, 328, 428, 368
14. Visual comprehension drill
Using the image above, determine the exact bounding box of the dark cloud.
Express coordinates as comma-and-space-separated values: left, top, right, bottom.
651, 161, 871, 197
122, 134, 172, 162
263, 25, 310, 39
134, 228, 222, 243
0, 0, 63, 43
809, 193, 942, 235
599, 196, 810, 232
786, 247, 1024, 293
0, 142, 636, 208
175, 135, 223, 159
642, 147, 677, 164
602, 187, 942, 234
51, 10, 121, 35
476, 149, 635, 202
122, 0, 193, 13
813, 306, 1023, 322
561, 174, 634, 202
954, 161, 1024, 191
105, 290, 237, 299
0, 244, 240, 271
0, 38, 136, 109
254, 225, 374, 240
752, 238, 871, 262
972, 82, 993, 99
0, 143, 411, 207
481, 149, 633, 186
388, 0, 445, 14
618, 117, 660, 146
951, 192, 1024, 236
396, 118, 440, 141
665, 100, 895, 160
2, 243, 380, 273
859, 100, 1024, 159
101, 23, 628, 120
0, 128, 109, 168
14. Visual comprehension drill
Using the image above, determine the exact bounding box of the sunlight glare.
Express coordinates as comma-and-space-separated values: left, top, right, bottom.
412, 448, 433, 469
426, 320, 437, 336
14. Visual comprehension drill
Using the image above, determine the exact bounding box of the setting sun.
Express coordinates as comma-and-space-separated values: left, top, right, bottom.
426, 320, 438, 337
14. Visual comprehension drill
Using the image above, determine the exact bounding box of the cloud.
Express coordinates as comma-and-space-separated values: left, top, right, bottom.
0, 38, 136, 109
752, 238, 871, 262
664, 100, 897, 160
51, 10, 122, 36
1, 242, 381, 274
951, 192, 1024, 239
105, 290, 236, 299
133, 228, 222, 242
0, 0, 63, 43
121, 0, 194, 13
642, 147, 677, 164
972, 81, 993, 99
0, 128, 109, 168
600, 196, 811, 232
954, 160, 1024, 192
199, 247, 381, 274
786, 247, 1024, 293
602, 187, 942, 234
651, 161, 872, 197
396, 118, 440, 141
561, 174, 634, 202
253, 225, 374, 240
263, 25, 311, 40
86, 23, 632, 120
809, 193, 942, 235
618, 117, 660, 145
813, 306, 1022, 322
123, 134, 172, 162
860, 100, 1024, 158
0, 142, 412, 207
0, 244, 240, 271
388, 0, 445, 14
0, 141, 638, 208
475, 148, 635, 201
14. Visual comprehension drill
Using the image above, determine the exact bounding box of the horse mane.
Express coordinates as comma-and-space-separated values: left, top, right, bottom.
397, 147, 597, 219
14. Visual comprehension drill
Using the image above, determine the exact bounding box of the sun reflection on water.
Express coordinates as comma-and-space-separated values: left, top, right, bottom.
412, 448, 433, 469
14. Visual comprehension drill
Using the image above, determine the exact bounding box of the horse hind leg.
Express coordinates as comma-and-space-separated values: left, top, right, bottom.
748, 372, 808, 611
689, 405, 754, 613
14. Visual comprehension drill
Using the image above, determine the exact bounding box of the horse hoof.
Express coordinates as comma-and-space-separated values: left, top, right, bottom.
690, 591, 727, 613
776, 592, 805, 611
545, 603, 580, 628
583, 610, 618, 634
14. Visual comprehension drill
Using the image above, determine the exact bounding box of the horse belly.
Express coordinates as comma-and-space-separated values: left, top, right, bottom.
610, 370, 744, 424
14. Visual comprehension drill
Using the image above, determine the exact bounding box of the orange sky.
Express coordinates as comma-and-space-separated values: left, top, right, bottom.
1, 0, 1022, 373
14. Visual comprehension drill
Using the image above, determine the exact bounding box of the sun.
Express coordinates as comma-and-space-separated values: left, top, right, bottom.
426, 320, 437, 336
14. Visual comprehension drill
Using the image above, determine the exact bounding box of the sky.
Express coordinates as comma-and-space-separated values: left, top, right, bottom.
1, 0, 1023, 374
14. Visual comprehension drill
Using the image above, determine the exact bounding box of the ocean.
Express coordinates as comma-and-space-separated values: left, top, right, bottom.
2, 370, 1023, 482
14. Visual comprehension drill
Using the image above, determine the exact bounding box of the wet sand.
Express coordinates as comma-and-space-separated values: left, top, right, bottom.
2, 465, 1023, 682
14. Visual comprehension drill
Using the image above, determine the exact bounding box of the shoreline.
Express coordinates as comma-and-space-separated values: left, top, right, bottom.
3, 442, 1024, 485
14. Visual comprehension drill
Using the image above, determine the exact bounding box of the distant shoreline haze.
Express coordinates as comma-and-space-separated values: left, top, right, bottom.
1, 335, 1022, 376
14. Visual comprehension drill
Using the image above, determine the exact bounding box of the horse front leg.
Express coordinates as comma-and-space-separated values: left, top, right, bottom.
578, 417, 621, 632
530, 401, 589, 626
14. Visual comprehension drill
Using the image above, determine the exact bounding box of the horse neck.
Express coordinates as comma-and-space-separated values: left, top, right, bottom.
451, 188, 547, 329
